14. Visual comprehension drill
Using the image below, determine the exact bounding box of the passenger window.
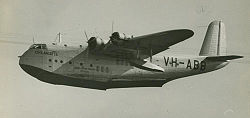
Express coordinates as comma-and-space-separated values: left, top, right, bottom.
69, 61, 72, 64
105, 67, 109, 73
101, 66, 104, 72
80, 63, 83, 66
96, 66, 99, 72
60, 60, 63, 63
55, 60, 58, 63
49, 59, 52, 62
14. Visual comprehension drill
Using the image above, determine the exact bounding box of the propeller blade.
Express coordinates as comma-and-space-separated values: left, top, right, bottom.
150, 49, 152, 62
32, 36, 35, 44
149, 39, 153, 62
84, 30, 89, 41
136, 41, 140, 59
83, 30, 89, 58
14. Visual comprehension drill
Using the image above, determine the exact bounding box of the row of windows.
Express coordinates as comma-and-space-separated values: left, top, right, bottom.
49, 59, 87, 66
49, 59, 130, 66
49, 59, 88, 65
48, 59, 64, 63
116, 59, 129, 66
96, 66, 109, 73
48, 59, 109, 73
48, 59, 93, 67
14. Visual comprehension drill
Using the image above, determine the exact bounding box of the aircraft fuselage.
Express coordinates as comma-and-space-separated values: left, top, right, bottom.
19, 45, 228, 90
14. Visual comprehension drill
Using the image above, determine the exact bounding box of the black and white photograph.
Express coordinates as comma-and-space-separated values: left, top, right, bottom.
0, 0, 249, 118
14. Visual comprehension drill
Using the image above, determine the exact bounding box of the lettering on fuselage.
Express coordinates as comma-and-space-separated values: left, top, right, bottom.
164, 56, 206, 71
35, 50, 58, 56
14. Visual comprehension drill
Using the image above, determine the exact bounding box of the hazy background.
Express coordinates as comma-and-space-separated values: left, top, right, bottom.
0, 0, 249, 118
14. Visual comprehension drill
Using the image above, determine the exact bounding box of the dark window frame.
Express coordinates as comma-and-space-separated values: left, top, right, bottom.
101, 66, 104, 72
105, 67, 109, 73
96, 66, 99, 72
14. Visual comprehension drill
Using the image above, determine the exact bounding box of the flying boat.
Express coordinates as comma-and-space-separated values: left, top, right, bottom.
18, 21, 243, 90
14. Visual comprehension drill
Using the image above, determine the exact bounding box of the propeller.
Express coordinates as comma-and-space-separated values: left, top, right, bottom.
136, 41, 140, 59
149, 39, 153, 62
83, 30, 89, 58
84, 30, 89, 41
32, 36, 35, 44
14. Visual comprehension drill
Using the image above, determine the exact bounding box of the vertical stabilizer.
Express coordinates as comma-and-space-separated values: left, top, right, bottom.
199, 21, 226, 56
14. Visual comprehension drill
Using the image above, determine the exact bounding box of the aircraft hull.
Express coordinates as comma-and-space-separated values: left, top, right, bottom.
20, 64, 170, 90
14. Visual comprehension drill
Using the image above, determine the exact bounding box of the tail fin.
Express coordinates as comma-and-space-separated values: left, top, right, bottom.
199, 21, 226, 56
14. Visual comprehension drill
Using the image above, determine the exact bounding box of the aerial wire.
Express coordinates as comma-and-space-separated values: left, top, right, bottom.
112, 21, 114, 34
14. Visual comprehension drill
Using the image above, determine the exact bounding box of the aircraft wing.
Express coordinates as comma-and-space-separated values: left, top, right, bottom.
102, 29, 194, 59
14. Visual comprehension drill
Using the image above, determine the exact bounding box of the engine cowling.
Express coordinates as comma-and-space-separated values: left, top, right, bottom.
111, 32, 132, 40
87, 37, 104, 51
110, 32, 133, 46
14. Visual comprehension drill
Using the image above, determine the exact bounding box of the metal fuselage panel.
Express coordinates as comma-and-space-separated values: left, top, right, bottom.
19, 47, 228, 88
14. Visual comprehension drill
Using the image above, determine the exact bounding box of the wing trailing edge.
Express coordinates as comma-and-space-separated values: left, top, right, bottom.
205, 55, 243, 61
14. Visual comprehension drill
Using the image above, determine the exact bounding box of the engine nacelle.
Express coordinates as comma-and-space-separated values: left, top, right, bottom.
87, 37, 104, 51
110, 32, 133, 46
111, 32, 132, 40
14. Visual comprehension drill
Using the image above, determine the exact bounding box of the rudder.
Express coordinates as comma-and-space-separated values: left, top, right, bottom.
199, 21, 226, 56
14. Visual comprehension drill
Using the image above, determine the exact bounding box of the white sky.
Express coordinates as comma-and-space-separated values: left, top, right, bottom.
0, 0, 249, 118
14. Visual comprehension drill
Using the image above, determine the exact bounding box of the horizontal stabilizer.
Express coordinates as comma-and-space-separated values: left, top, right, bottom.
129, 60, 164, 72
205, 55, 243, 61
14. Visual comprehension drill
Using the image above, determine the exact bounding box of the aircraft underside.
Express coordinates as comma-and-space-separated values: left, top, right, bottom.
19, 58, 229, 90
20, 64, 171, 90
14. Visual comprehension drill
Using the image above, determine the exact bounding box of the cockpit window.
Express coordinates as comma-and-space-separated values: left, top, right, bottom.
29, 44, 47, 49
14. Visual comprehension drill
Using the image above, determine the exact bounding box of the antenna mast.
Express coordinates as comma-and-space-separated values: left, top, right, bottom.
112, 21, 114, 34
58, 32, 61, 43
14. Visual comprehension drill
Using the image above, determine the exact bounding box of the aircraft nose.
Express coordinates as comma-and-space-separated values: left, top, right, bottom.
19, 55, 26, 71
18, 49, 31, 66
19, 55, 22, 64
19, 55, 25, 65
19, 55, 26, 70
19, 53, 29, 69
18, 55, 35, 77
